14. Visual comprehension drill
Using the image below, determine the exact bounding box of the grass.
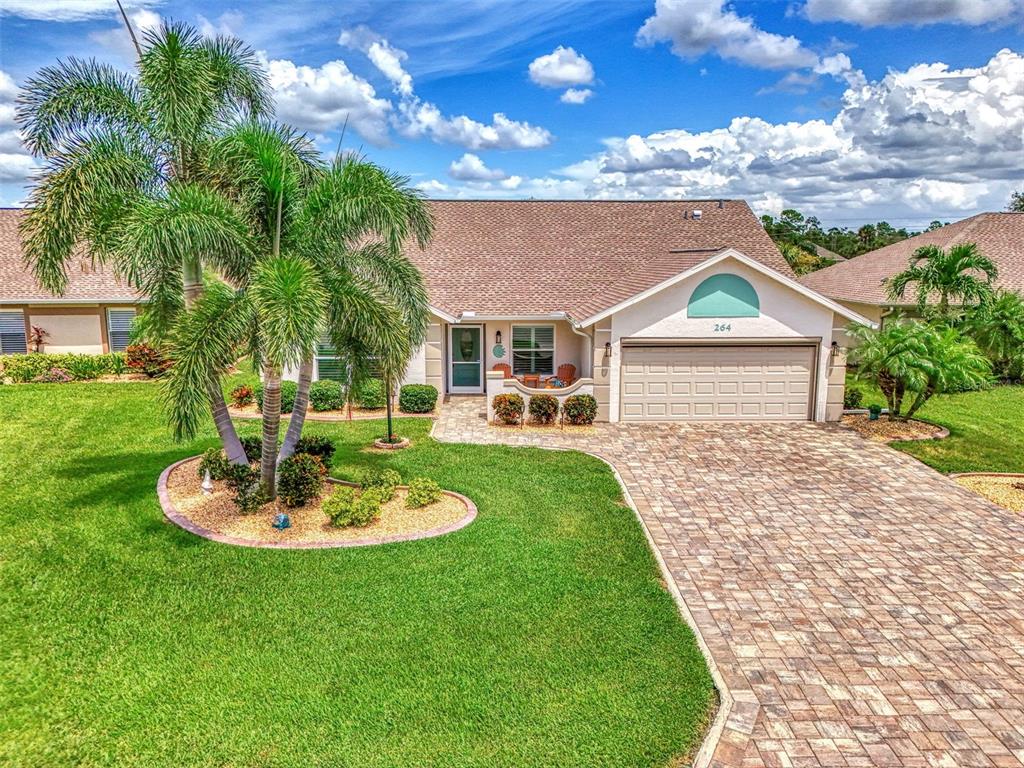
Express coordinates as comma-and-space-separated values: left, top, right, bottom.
846, 376, 1024, 474
0, 382, 714, 768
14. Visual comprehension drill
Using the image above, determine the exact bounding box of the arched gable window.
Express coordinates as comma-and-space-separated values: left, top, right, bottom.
687, 273, 760, 318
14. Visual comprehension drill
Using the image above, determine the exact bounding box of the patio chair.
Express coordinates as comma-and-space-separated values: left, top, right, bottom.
492, 363, 512, 379
546, 363, 576, 387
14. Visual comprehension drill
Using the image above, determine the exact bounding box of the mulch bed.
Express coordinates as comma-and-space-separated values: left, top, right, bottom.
490, 420, 598, 435
228, 404, 437, 421
840, 414, 947, 443
953, 474, 1024, 515
163, 457, 472, 547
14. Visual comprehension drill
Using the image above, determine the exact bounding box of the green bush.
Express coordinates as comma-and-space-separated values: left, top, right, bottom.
0, 352, 127, 382
230, 384, 255, 407
323, 486, 383, 528
32, 367, 72, 383
197, 448, 230, 481
224, 463, 267, 514
295, 435, 335, 469
240, 436, 262, 463
405, 477, 443, 508
255, 380, 297, 413
562, 394, 598, 425
359, 467, 401, 502
492, 393, 524, 425
277, 453, 326, 508
399, 384, 437, 413
843, 387, 863, 410
309, 379, 344, 411
355, 378, 386, 409
528, 394, 559, 424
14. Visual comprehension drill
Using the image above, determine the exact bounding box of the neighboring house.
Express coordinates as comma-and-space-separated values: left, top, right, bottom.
0, 209, 144, 355
801, 212, 1024, 346
812, 244, 845, 262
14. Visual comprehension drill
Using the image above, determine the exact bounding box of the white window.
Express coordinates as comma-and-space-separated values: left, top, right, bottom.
511, 325, 555, 376
106, 309, 136, 352
0, 311, 27, 354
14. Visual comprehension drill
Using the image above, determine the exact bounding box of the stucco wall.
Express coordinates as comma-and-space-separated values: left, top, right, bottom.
606, 257, 840, 422
833, 301, 882, 348
17, 304, 138, 354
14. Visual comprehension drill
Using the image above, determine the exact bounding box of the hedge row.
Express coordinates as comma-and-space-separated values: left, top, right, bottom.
0, 353, 128, 382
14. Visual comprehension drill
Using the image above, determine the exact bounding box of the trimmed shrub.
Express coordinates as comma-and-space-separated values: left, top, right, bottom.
295, 435, 335, 469
125, 344, 171, 377
255, 380, 297, 414
359, 467, 401, 502
562, 394, 598, 425
399, 384, 437, 414
230, 384, 255, 407
528, 393, 559, 424
32, 367, 72, 383
309, 379, 344, 412
224, 464, 267, 514
0, 352, 126, 382
197, 448, 230, 481
405, 477, 443, 508
843, 387, 863, 410
277, 453, 327, 508
325, 486, 384, 528
355, 378, 386, 409
240, 436, 262, 463
492, 393, 525, 425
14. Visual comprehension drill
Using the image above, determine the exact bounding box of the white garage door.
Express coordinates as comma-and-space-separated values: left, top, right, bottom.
620, 345, 815, 422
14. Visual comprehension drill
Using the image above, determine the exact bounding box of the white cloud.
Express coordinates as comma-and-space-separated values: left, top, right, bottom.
0, 0, 162, 21
399, 100, 552, 150
803, 0, 1022, 27
637, 0, 818, 70
560, 87, 594, 104
339, 26, 413, 97
265, 58, 392, 144
88, 8, 162, 58
197, 10, 244, 38
448, 153, 508, 181
528, 46, 595, 88
0, 71, 36, 200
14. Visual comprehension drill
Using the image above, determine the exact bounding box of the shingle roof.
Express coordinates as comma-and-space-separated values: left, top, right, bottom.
0, 209, 143, 303
407, 199, 790, 319
800, 213, 1024, 306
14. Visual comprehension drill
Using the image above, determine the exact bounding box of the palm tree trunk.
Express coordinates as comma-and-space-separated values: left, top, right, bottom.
278, 356, 313, 463
183, 255, 203, 307
385, 378, 394, 442
904, 389, 932, 420
208, 379, 248, 464
260, 363, 283, 499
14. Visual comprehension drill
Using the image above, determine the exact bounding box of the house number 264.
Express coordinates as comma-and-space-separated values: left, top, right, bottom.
714, 323, 732, 332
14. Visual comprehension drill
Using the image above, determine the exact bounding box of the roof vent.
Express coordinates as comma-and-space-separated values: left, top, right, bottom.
692, 209, 703, 221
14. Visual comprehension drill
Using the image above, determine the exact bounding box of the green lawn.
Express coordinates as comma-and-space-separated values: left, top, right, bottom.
0, 383, 714, 767
848, 378, 1024, 474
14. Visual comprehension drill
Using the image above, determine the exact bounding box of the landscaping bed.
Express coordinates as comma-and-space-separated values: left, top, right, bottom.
953, 473, 1024, 514
227, 402, 437, 421
162, 456, 473, 547
840, 413, 947, 443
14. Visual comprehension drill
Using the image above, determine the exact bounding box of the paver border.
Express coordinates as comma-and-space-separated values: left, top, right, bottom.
428, 419, 734, 768
157, 456, 477, 549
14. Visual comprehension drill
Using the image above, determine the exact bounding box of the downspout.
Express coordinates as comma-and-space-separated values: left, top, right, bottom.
568, 317, 594, 377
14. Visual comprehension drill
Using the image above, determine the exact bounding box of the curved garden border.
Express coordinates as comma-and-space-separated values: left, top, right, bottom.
841, 412, 950, 442
157, 456, 477, 549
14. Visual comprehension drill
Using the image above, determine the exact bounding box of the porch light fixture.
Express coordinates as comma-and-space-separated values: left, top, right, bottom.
830, 340, 840, 358
495, 330, 502, 344
604, 341, 612, 357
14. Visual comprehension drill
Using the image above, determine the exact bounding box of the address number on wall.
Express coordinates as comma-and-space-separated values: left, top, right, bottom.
713, 323, 732, 332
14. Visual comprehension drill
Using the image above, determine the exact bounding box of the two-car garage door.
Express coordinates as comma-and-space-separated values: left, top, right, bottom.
620, 344, 816, 421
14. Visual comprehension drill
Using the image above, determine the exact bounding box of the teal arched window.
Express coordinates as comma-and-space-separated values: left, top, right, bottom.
687, 274, 760, 318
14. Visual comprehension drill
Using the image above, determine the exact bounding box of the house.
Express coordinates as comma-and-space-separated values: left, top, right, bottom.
0, 209, 145, 355
801, 212, 1024, 345
1, 200, 872, 422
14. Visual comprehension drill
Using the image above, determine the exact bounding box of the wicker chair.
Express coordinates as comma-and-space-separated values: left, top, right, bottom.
493, 363, 512, 379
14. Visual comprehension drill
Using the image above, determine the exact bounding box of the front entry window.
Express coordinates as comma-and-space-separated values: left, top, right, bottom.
512, 325, 554, 376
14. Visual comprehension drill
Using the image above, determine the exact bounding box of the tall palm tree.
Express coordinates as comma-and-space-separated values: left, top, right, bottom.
886, 243, 998, 317
17, 21, 270, 464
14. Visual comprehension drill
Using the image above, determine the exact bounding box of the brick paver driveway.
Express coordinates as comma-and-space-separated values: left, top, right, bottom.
434, 398, 1024, 767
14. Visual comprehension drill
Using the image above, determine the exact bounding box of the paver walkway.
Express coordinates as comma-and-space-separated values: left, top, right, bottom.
434, 397, 1024, 768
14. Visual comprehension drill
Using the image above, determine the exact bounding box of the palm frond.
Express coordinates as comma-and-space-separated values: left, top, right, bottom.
250, 255, 327, 368
197, 35, 273, 119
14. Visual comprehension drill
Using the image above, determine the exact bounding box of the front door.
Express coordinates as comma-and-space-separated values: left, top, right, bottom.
449, 325, 483, 393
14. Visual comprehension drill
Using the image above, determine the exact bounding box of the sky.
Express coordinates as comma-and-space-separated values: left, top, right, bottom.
0, 0, 1021, 229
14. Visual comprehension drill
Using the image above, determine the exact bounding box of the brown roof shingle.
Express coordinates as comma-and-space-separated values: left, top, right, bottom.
0, 209, 142, 303
800, 212, 1024, 306
407, 199, 789, 319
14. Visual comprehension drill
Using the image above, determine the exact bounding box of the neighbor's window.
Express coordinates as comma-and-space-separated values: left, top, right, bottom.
106, 309, 136, 352
315, 339, 345, 382
512, 325, 554, 376
0, 310, 27, 354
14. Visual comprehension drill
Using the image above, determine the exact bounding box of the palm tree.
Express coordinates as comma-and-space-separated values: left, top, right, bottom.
886, 243, 998, 317
962, 290, 1024, 381
17, 20, 270, 464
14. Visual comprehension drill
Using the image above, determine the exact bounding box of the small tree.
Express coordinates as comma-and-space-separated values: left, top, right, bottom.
886, 243, 998, 318
962, 290, 1024, 381
849, 320, 991, 421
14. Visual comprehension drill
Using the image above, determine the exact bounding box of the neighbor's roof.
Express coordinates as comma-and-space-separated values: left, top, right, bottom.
0, 209, 143, 303
800, 213, 1024, 306
407, 199, 790, 319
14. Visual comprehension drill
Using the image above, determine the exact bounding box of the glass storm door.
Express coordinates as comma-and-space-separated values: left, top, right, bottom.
449, 325, 483, 393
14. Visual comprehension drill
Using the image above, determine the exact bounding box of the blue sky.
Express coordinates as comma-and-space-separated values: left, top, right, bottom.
1, 0, 1022, 228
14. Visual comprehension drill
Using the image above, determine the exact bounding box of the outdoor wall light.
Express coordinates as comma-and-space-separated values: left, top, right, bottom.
605, 341, 612, 357
495, 330, 502, 344
830, 340, 840, 357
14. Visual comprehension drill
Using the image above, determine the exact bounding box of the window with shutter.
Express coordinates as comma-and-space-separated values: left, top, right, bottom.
511, 325, 555, 376
106, 309, 136, 352
0, 311, 27, 354
315, 339, 346, 382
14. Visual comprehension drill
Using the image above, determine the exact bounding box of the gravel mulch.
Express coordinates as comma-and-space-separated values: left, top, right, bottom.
954, 475, 1024, 514
490, 421, 598, 435
840, 414, 946, 443
166, 457, 468, 545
